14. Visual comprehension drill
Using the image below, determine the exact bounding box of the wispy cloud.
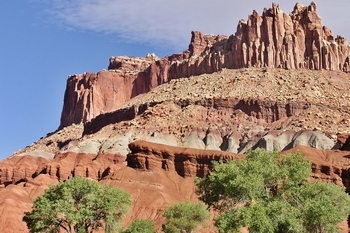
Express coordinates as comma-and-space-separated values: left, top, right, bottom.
43, 0, 350, 50
43, 0, 250, 49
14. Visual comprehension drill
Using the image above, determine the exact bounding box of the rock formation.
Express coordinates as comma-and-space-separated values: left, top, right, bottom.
31, 66, 350, 158
60, 2, 350, 128
0, 152, 125, 188
0, 150, 204, 232
283, 145, 350, 192
2, 141, 350, 232
2, 2, 350, 232
127, 140, 242, 177
338, 133, 350, 150
0, 175, 58, 232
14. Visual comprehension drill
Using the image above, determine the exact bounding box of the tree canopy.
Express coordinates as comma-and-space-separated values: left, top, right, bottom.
23, 176, 131, 233
196, 149, 350, 233
162, 201, 211, 233
121, 219, 157, 233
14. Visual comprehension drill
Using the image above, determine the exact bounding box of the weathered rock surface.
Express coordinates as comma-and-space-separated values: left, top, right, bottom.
1, 143, 238, 232
27, 66, 350, 159
0, 155, 49, 187
60, 2, 350, 128
0, 175, 58, 232
2, 2, 350, 232
228, 2, 350, 71
256, 130, 336, 152
60, 70, 151, 128
2, 142, 350, 232
338, 133, 350, 150
284, 145, 350, 191
127, 140, 242, 177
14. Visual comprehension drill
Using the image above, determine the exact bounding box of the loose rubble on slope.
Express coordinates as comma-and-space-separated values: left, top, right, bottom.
18, 67, 350, 157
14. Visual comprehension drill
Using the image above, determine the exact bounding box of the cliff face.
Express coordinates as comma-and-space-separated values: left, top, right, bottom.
0, 143, 238, 233
2, 141, 350, 232
127, 140, 242, 178
41, 66, 350, 159
60, 70, 152, 128
3, 2, 350, 232
230, 2, 350, 71
60, 2, 350, 128
171, 2, 350, 74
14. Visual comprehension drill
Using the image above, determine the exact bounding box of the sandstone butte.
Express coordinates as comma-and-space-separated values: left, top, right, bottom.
60, 1, 350, 128
2, 2, 350, 232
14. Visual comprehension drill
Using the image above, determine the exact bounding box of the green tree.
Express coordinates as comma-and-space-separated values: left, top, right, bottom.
288, 180, 350, 233
196, 149, 350, 233
121, 219, 157, 233
162, 201, 211, 233
23, 176, 131, 233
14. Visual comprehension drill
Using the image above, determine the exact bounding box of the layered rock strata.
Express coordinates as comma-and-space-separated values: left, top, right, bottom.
0, 152, 126, 187
127, 140, 242, 177
21, 67, 350, 160
82, 97, 307, 135
3, 2, 350, 232
60, 2, 350, 128
0, 149, 207, 232
2, 142, 350, 232
284, 145, 350, 193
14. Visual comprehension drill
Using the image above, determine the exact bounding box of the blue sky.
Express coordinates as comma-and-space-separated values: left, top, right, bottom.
1, 1, 349, 161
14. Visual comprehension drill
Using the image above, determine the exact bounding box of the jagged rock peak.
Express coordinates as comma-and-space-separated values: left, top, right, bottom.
231, 2, 350, 70
59, 2, 350, 129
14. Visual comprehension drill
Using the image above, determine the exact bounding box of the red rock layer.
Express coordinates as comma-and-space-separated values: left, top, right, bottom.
2, 142, 350, 232
0, 156, 48, 187
0, 152, 126, 188
0, 175, 58, 232
59, 2, 350, 128
283, 145, 350, 188
338, 133, 350, 150
0, 146, 222, 232
82, 97, 307, 135
127, 140, 242, 177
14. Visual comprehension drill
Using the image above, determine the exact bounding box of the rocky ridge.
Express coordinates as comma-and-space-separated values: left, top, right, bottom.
9, 67, 350, 232
1, 2, 350, 232
22, 67, 350, 158
60, 2, 350, 128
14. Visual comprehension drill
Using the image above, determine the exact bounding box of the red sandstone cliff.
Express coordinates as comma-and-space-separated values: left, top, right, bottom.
0, 142, 240, 232
3, 2, 350, 232
60, 2, 350, 128
1, 141, 350, 232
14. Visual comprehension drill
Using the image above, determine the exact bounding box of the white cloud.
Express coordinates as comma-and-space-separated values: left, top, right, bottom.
44, 0, 350, 50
